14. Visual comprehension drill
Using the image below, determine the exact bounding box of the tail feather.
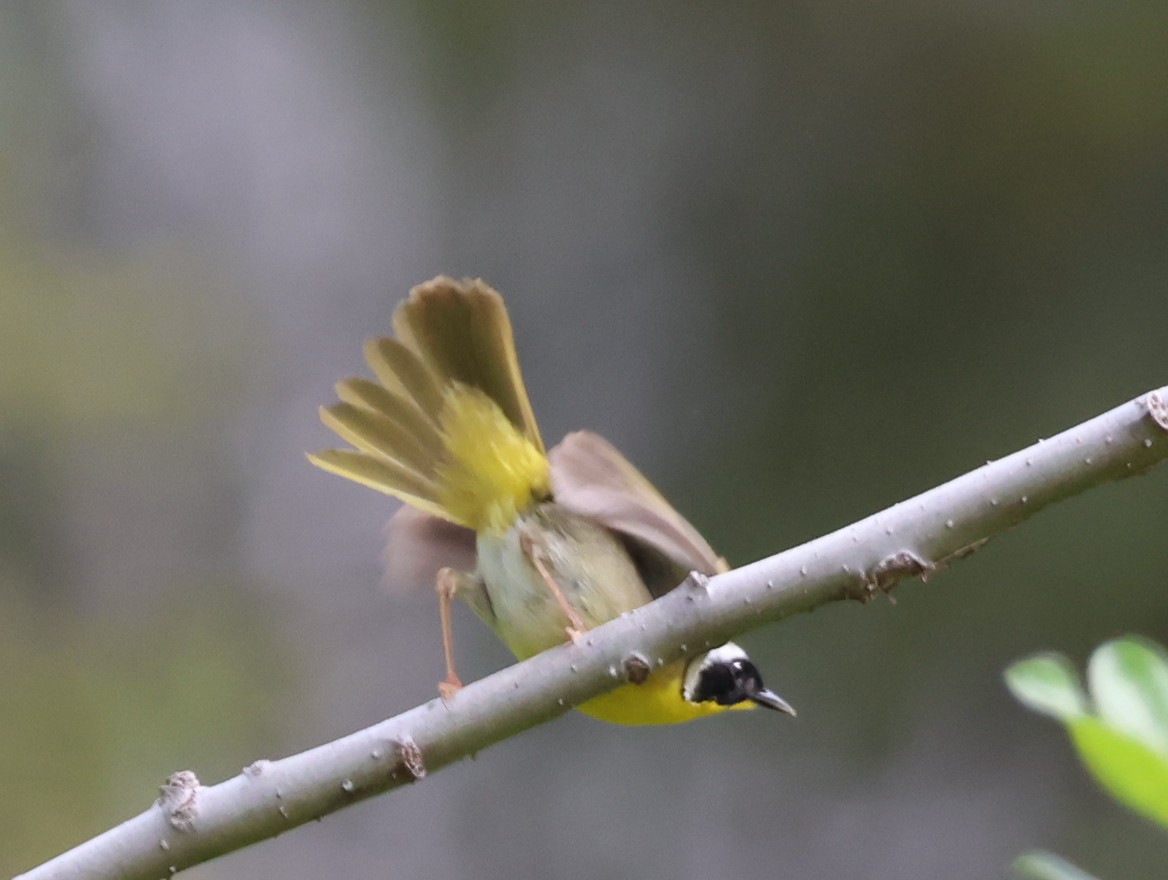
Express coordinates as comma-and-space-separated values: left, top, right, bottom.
310, 276, 549, 532
307, 449, 444, 515
396, 279, 544, 453
318, 402, 438, 477
334, 378, 443, 454
362, 337, 446, 424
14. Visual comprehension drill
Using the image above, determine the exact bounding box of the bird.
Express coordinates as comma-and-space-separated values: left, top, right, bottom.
309, 276, 794, 725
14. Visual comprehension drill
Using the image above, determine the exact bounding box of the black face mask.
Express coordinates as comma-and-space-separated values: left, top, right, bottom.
690, 657, 795, 715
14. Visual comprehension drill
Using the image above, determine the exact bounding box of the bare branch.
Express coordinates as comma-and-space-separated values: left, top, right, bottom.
15, 387, 1168, 880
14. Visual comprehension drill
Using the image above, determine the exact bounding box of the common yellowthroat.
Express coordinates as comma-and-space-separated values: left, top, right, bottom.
310, 277, 793, 725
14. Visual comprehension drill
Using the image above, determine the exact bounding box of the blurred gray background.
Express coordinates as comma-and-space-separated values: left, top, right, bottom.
2, 3, 1166, 878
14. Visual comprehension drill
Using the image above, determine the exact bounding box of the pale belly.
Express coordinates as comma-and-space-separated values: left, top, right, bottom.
474, 502, 651, 660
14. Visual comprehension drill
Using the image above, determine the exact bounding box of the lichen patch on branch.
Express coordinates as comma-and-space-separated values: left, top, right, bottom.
157, 770, 202, 833
1146, 390, 1168, 432
395, 736, 427, 780
863, 551, 933, 598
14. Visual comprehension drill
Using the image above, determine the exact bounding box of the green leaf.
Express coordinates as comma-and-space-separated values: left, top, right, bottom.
1069, 715, 1168, 828
1005, 654, 1089, 721
1013, 850, 1093, 878
1088, 636, 1168, 757
1013, 850, 1099, 880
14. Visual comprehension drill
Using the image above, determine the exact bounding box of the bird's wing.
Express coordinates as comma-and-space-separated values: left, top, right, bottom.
549, 431, 728, 597
381, 505, 477, 595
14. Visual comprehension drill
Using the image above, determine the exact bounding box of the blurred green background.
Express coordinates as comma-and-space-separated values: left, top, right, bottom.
2, 3, 1166, 879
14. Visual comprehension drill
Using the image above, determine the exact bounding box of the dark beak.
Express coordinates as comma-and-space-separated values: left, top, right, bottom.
745, 684, 797, 717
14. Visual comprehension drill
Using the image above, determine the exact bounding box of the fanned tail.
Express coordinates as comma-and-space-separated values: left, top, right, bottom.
309, 277, 550, 533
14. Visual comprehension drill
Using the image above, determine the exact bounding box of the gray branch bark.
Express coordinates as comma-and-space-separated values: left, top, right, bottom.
15, 387, 1168, 880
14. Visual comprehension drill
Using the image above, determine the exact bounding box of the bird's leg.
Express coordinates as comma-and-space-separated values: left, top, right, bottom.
518, 530, 587, 642
434, 567, 487, 700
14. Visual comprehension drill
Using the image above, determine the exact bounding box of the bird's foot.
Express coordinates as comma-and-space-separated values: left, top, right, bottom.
438, 676, 463, 701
